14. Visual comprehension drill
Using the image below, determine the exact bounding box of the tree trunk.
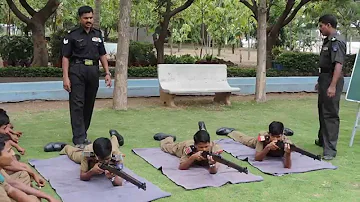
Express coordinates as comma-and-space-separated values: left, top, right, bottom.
232, 44, 235, 54
266, 35, 276, 69
170, 37, 173, 55
104, 27, 110, 42
217, 42, 221, 56
113, 0, 131, 110
94, 0, 101, 29
255, 0, 267, 102
30, 23, 48, 67
178, 42, 181, 52
154, 17, 170, 64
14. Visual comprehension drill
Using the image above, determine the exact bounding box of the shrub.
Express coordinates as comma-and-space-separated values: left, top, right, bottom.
128, 41, 157, 67
0, 35, 33, 67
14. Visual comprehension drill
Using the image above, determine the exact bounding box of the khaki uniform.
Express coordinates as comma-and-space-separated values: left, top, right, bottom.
160, 137, 222, 165
318, 32, 346, 157
0, 171, 40, 202
228, 130, 292, 157
60, 135, 122, 172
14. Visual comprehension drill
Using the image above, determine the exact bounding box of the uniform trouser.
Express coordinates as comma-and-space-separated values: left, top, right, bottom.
69, 64, 100, 145
160, 137, 183, 158
228, 131, 258, 148
0, 172, 40, 202
317, 73, 344, 157
60, 135, 121, 164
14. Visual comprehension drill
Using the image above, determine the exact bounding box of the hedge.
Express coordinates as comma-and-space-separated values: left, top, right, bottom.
0, 66, 353, 78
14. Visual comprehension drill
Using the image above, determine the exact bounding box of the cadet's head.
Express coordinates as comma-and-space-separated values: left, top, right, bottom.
93, 137, 112, 163
0, 109, 10, 131
268, 121, 284, 141
318, 14, 337, 36
193, 130, 211, 151
0, 135, 13, 167
78, 6, 94, 29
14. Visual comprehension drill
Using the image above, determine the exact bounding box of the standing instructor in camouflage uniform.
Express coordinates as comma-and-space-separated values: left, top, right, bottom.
62, 6, 112, 147
315, 14, 346, 160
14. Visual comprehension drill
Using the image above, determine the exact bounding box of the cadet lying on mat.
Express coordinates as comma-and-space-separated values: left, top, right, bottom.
154, 122, 222, 174
0, 136, 59, 202
44, 130, 125, 186
216, 121, 294, 169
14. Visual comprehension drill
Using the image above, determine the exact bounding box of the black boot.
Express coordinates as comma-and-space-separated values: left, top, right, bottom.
283, 128, 294, 136
44, 142, 67, 152
153, 133, 176, 141
198, 121, 207, 131
216, 127, 235, 136
109, 129, 124, 146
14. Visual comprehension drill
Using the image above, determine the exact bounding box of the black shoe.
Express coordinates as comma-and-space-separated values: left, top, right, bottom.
216, 127, 235, 136
153, 133, 176, 141
198, 121, 207, 131
44, 142, 67, 152
109, 129, 124, 146
284, 128, 294, 136
84, 139, 92, 145
315, 139, 323, 147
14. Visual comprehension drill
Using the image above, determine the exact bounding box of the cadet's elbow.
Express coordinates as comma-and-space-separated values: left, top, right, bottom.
80, 174, 91, 181
178, 164, 188, 170
254, 156, 263, 161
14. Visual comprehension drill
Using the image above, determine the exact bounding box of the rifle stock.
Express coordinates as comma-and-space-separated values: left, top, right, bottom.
202, 152, 248, 174
99, 163, 147, 190
276, 141, 321, 161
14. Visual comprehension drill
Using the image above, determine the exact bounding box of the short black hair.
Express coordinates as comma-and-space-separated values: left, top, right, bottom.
269, 121, 284, 136
193, 130, 210, 144
0, 109, 10, 127
78, 6, 93, 17
0, 134, 11, 155
93, 137, 112, 160
319, 14, 337, 28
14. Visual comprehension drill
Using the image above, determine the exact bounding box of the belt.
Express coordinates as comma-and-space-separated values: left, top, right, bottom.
72, 59, 99, 66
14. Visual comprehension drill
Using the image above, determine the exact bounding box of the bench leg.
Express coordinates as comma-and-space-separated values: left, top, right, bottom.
214, 92, 231, 105
160, 90, 176, 107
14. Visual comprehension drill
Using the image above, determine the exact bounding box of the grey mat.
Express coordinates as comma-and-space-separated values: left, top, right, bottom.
215, 138, 337, 176
29, 156, 171, 202
132, 148, 263, 190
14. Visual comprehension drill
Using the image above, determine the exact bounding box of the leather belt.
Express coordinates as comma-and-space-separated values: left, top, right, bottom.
72, 59, 99, 66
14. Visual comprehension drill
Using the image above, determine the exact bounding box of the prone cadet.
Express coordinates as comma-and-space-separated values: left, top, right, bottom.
44, 130, 125, 185
216, 121, 294, 168
154, 121, 222, 174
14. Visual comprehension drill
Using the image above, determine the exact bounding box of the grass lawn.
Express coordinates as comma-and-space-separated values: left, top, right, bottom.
6, 95, 360, 202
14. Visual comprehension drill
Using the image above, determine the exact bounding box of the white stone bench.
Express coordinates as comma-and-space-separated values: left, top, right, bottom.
158, 64, 240, 107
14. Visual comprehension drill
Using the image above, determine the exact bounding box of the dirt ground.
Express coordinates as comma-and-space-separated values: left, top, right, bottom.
0, 93, 316, 113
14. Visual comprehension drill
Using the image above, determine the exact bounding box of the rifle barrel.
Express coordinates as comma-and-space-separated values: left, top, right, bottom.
204, 152, 248, 174
100, 164, 147, 190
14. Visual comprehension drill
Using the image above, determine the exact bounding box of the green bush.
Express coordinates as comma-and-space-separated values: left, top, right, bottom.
0, 35, 33, 67
164, 54, 196, 64
274, 51, 355, 76
49, 29, 68, 67
0, 66, 345, 78
128, 41, 157, 67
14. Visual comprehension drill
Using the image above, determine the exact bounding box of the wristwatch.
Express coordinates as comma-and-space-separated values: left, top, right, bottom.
105, 72, 112, 76
111, 176, 115, 182
209, 163, 216, 168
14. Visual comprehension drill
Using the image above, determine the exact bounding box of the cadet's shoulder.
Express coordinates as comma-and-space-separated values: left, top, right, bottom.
66, 26, 80, 35
92, 27, 102, 35
331, 34, 345, 43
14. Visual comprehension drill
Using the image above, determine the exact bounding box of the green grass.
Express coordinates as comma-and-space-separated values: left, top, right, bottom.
7, 95, 360, 202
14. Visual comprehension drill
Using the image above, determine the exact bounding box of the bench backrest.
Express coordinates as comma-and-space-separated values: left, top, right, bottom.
158, 64, 229, 88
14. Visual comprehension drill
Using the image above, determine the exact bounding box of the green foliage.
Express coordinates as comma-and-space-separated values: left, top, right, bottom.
0, 35, 33, 67
128, 41, 157, 66
49, 29, 68, 67
164, 54, 196, 64
274, 51, 355, 76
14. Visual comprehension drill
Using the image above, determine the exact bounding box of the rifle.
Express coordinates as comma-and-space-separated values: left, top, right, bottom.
276, 141, 321, 161
99, 163, 147, 191
201, 151, 249, 174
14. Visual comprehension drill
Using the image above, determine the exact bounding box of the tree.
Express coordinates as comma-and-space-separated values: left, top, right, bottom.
255, 0, 266, 102
240, 0, 314, 69
113, 0, 131, 110
94, 0, 101, 29
6, 0, 60, 67
152, 0, 195, 64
